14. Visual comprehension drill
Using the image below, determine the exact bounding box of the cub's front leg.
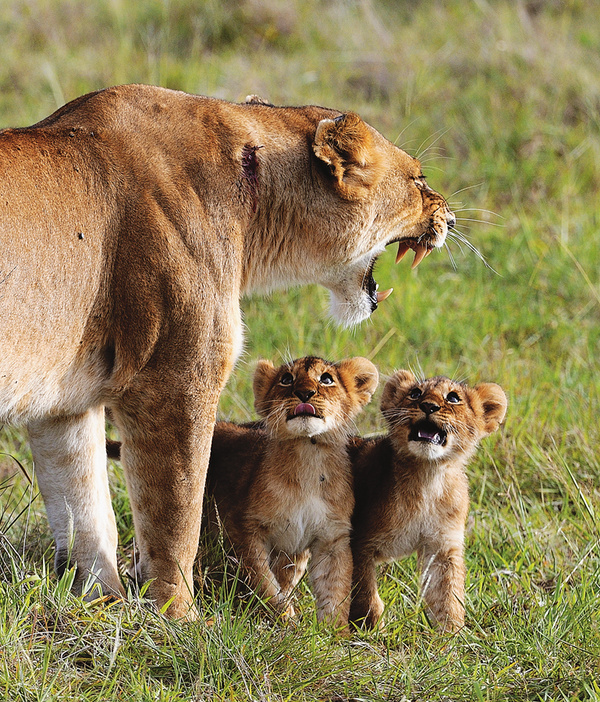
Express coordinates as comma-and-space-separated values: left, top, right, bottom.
349, 548, 385, 629
271, 549, 309, 599
418, 543, 466, 632
237, 535, 292, 615
309, 532, 352, 633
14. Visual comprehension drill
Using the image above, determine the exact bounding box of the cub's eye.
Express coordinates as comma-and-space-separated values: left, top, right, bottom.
319, 373, 334, 386
446, 391, 461, 404
279, 373, 294, 386
408, 387, 422, 400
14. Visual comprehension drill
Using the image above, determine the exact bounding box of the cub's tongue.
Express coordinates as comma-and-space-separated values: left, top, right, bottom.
418, 427, 442, 444
294, 403, 316, 416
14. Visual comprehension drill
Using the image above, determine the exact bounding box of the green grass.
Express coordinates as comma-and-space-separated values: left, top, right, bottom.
2, 0, 600, 699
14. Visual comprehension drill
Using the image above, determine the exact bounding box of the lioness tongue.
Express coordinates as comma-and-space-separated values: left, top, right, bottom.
294, 403, 316, 416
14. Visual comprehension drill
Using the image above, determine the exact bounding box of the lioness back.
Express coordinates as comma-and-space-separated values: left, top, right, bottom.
350, 370, 507, 632
207, 356, 378, 631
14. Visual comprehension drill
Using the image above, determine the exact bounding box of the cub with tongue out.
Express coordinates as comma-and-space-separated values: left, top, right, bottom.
349, 370, 507, 632
205, 356, 379, 633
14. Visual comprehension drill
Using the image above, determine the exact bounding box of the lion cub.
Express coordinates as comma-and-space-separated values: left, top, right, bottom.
206, 356, 379, 631
349, 370, 507, 632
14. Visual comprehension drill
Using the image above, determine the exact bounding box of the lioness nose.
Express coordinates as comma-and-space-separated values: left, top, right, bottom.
295, 389, 316, 403
446, 211, 456, 230
419, 401, 440, 415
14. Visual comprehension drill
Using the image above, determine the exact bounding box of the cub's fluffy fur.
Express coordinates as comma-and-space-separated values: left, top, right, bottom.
206, 356, 378, 631
349, 370, 507, 632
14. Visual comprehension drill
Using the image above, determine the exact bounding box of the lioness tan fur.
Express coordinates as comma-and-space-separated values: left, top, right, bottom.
0, 84, 453, 617
349, 370, 507, 632
206, 356, 378, 632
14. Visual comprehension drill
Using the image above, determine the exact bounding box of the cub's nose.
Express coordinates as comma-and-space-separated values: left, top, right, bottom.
419, 401, 440, 415
295, 389, 316, 403
446, 210, 456, 230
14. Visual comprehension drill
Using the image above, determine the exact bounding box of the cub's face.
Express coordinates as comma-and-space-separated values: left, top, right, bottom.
253, 356, 379, 440
380, 370, 508, 462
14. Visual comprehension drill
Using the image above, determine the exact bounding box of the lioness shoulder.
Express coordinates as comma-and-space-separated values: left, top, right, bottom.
350, 370, 507, 632
207, 355, 378, 632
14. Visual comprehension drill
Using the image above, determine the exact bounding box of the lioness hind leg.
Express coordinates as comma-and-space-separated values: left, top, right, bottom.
27, 407, 123, 599
111, 386, 221, 620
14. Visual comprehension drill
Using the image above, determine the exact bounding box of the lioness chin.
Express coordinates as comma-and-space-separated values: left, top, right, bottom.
0, 84, 453, 617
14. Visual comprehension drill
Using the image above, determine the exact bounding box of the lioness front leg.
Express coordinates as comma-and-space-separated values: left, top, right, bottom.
27, 407, 123, 599
309, 534, 352, 632
349, 550, 384, 629
418, 545, 466, 632
111, 388, 219, 619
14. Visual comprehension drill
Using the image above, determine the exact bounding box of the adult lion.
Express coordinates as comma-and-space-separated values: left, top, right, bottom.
0, 85, 454, 618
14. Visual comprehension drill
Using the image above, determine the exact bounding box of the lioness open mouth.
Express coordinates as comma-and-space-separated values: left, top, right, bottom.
408, 420, 447, 446
364, 239, 434, 311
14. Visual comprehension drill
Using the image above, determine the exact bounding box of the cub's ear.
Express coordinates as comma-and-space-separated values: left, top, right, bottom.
472, 383, 508, 436
380, 369, 416, 414
336, 357, 379, 406
253, 359, 279, 417
313, 113, 385, 199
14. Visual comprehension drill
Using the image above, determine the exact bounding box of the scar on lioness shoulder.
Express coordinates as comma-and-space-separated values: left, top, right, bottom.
206, 355, 378, 633
349, 370, 507, 632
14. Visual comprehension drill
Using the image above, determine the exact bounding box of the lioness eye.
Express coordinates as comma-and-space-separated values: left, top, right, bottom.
408, 387, 422, 400
320, 373, 334, 385
446, 391, 460, 404
279, 373, 293, 386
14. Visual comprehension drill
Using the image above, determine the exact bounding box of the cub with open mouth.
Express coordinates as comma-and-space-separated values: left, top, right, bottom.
349, 370, 508, 632
205, 355, 379, 633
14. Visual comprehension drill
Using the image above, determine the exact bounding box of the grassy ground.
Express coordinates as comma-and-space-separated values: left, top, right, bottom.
1, 0, 600, 699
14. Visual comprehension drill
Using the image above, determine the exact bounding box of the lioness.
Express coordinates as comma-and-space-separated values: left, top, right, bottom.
206, 356, 378, 632
349, 371, 507, 632
0, 84, 454, 617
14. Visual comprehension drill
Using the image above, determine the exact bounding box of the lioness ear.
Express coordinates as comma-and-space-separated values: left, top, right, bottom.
337, 357, 379, 406
472, 383, 508, 436
253, 359, 278, 417
380, 369, 416, 414
313, 113, 385, 199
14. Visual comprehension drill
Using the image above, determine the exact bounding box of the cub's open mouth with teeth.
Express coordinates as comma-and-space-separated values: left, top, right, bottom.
408, 419, 448, 446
